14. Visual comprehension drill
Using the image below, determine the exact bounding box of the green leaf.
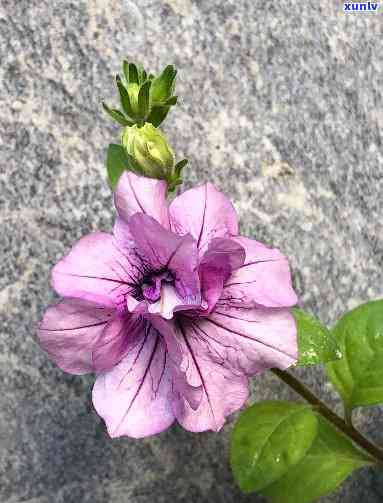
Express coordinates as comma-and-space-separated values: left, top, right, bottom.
128, 63, 139, 85
116, 75, 136, 120
165, 95, 178, 106
261, 417, 371, 503
230, 401, 318, 493
326, 299, 383, 409
146, 105, 170, 127
122, 59, 130, 84
136, 64, 147, 84
174, 158, 188, 176
138, 81, 152, 120
106, 144, 129, 187
125, 152, 144, 175
168, 179, 183, 192
293, 308, 341, 367
102, 103, 132, 127
150, 65, 177, 103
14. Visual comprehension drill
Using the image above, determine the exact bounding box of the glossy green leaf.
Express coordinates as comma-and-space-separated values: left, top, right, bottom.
146, 105, 170, 127
293, 308, 341, 367
102, 103, 132, 127
150, 65, 177, 103
106, 144, 129, 187
230, 401, 318, 493
326, 299, 383, 409
138, 81, 152, 120
261, 417, 371, 503
116, 75, 136, 120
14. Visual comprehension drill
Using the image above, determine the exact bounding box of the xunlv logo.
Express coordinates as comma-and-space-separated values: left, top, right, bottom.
344, 2, 379, 10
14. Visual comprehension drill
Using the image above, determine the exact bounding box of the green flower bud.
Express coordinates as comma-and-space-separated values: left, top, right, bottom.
122, 123, 175, 180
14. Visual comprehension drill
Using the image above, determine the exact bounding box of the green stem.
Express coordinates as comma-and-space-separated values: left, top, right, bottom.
344, 405, 354, 427
271, 368, 383, 466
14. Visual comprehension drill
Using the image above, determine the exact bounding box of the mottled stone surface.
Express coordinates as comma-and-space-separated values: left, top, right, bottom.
1, 0, 383, 501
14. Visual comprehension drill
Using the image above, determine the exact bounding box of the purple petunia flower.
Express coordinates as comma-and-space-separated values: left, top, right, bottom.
38, 173, 298, 438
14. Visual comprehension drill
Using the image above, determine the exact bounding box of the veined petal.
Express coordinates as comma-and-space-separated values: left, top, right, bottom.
51, 232, 137, 309
92, 323, 175, 438
169, 183, 239, 255
38, 299, 115, 375
169, 319, 249, 433
114, 171, 169, 228
199, 238, 245, 314
222, 236, 298, 308
92, 315, 144, 371
148, 284, 201, 320
193, 305, 298, 376
148, 316, 203, 411
128, 213, 201, 303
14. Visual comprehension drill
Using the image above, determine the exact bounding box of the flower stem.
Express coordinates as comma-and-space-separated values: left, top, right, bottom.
271, 368, 383, 466
344, 405, 354, 427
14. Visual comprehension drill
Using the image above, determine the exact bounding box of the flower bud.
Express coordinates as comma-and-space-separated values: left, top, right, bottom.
122, 123, 175, 180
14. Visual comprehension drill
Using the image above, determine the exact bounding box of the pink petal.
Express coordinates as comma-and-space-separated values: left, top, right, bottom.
222, 236, 298, 308
172, 319, 249, 432
171, 368, 202, 411
51, 232, 136, 309
113, 216, 135, 251
114, 171, 169, 228
128, 213, 201, 304
199, 238, 245, 314
148, 316, 203, 410
170, 303, 298, 431
194, 304, 298, 376
92, 324, 175, 438
169, 183, 239, 255
92, 315, 144, 371
38, 299, 115, 375
148, 284, 201, 320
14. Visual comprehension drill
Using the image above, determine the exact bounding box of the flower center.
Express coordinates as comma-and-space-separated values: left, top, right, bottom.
141, 270, 174, 303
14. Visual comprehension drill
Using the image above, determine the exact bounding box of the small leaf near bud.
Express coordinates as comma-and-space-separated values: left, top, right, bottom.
128, 62, 140, 85
150, 65, 177, 104
103, 61, 178, 129
116, 75, 136, 120
102, 103, 133, 127
167, 159, 188, 192
146, 106, 171, 128
126, 83, 140, 117
138, 81, 152, 122
122, 60, 130, 84
106, 144, 130, 188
